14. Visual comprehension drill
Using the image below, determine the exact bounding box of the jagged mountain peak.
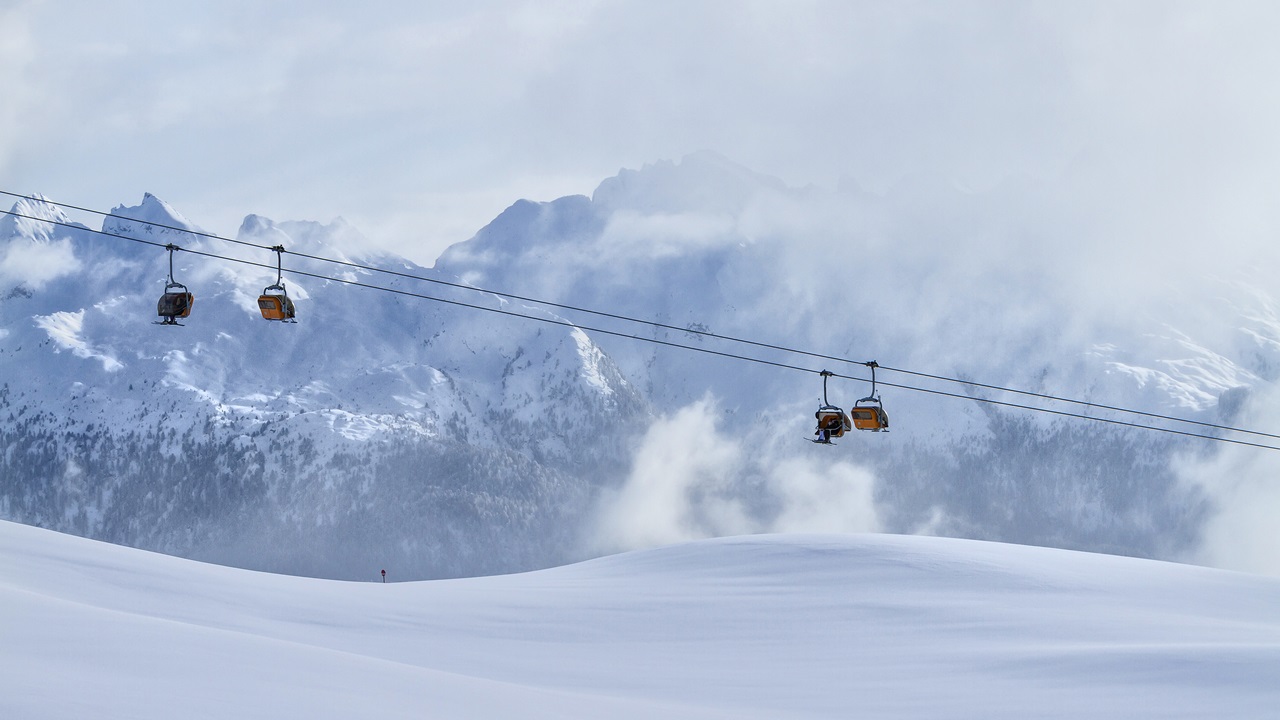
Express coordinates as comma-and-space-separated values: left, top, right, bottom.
237, 213, 279, 237
1, 193, 77, 243
108, 192, 199, 233
437, 151, 789, 276
435, 195, 599, 274
237, 213, 369, 261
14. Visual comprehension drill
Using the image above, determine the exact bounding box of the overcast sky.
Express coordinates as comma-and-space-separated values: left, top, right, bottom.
5, 1, 1280, 264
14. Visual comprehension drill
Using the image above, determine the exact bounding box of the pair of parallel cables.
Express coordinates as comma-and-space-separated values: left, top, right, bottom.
3, 189, 1279, 452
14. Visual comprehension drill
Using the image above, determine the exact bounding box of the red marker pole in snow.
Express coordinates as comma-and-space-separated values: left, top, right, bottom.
381, 569, 386, 583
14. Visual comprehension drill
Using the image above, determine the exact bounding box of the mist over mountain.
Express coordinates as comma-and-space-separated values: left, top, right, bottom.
3, 152, 1278, 578
0, 191, 649, 579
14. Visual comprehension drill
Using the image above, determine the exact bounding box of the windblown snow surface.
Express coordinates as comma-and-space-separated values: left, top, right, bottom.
3, 519, 1278, 719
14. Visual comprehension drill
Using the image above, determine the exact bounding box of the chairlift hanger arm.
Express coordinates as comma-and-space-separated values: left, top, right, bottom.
164, 243, 180, 284
272, 243, 288, 283
820, 369, 835, 405
858, 360, 881, 403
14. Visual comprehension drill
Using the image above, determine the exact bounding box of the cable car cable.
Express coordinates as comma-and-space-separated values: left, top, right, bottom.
6, 205, 1280, 451
5, 189, 1274, 442
4, 200, 1279, 452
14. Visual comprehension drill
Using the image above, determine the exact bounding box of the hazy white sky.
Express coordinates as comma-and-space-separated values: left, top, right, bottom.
4, 1, 1280, 264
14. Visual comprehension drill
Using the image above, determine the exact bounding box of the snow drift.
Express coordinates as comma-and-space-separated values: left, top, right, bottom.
3, 519, 1279, 719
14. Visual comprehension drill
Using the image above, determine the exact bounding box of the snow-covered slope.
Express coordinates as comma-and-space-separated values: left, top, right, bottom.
4, 520, 1279, 719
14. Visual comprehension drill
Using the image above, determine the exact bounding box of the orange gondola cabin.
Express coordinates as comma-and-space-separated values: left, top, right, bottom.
850, 361, 889, 432
156, 282, 193, 325
850, 402, 889, 432
258, 245, 297, 322
258, 284, 296, 322
815, 405, 852, 443
155, 245, 194, 326
811, 370, 852, 444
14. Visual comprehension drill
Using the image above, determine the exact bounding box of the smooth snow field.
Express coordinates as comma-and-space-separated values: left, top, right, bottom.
3, 520, 1279, 719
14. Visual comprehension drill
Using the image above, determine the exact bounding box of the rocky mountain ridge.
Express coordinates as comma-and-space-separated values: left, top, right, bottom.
4, 153, 1277, 577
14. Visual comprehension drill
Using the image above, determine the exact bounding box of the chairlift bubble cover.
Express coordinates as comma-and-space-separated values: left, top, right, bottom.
850, 405, 889, 431
157, 290, 193, 319
257, 287, 296, 321
816, 406, 851, 437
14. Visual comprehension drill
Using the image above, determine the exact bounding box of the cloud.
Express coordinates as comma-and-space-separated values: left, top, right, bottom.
590, 396, 880, 554
591, 397, 752, 550
1192, 457, 1280, 578
2, 0, 1278, 280
768, 455, 879, 535
0, 237, 82, 290
594, 210, 738, 263
1179, 381, 1280, 577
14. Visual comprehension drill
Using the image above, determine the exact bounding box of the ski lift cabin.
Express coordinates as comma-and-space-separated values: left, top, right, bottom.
155, 244, 193, 326
851, 361, 889, 432
850, 402, 889, 431
811, 370, 852, 444
815, 404, 852, 443
258, 284, 296, 322
258, 245, 297, 322
157, 282, 194, 325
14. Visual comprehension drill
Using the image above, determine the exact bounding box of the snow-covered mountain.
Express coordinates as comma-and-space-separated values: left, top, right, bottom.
0, 193, 649, 579
3, 152, 1279, 578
